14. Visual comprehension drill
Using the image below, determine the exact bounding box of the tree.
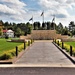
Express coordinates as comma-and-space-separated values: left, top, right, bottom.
62, 26, 68, 35
69, 21, 75, 35
50, 22, 56, 30
57, 23, 63, 34
69, 21, 74, 31
26, 22, 32, 34
0, 20, 4, 25
47, 22, 51, 30
37, 22, 41, 30
4, 22, 10, 29
0, 28, 2, 36
15, 27, 22, 37
42, 22, 46, 30
33, 22, 38, 30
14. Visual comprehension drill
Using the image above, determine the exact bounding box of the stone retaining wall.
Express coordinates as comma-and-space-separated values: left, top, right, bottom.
31, 30, 61, 40
20, 35, 31, 40
20, 30, 69, 40
61, 38, 75, 42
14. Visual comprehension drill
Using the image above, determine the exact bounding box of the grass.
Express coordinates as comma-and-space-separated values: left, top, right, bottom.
64, 42, 75, 47
0, 38, 33, 60
0, 38, 23, 54
55, 40, 75, 56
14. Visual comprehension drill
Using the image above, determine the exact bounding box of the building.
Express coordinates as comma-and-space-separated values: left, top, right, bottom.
6, 30, 14, 38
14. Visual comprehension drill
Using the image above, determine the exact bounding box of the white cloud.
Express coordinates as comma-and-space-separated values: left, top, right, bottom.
37, 0, 75, 26
38, 0, 74, 16
0, 0, 27, 22
0, 0, 75, 26
1, 0, 26, 7
0, 4, 20, 15
56, 16, 75, 26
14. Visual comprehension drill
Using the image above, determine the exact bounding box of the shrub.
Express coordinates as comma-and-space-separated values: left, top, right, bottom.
0, 44, 24, 60
72, 47, 75, 56
0, 53, 12, 60
55, 39, 75, 56
0, 41, 32, 60
10, 50, 16, 56
18, 44, 24, 52
5, 35, 9, 39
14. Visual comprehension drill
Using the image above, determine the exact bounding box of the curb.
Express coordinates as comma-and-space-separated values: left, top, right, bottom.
52, 42, 75, 64
0, 61, 12, 64
0, 64, 75, 67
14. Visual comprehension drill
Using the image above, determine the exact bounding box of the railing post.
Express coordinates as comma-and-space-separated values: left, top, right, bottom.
24, 42, 26, 50
31, 39, 33, 44
70, 46, 72, 56
62, 42, 64, 49
53, 39, 54, 42
28, 41, 30, 46
55, 39, 56, 43
58, 40, 59, 46
16, 46, 18, 57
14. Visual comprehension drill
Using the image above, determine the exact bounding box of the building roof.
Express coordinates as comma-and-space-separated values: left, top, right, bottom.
3, 30, 8, 33
7, 30, 14, 33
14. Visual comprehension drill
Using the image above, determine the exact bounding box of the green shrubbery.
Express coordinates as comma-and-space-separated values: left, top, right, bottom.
54, 39, 75, 56
0, 53, 12, 60
0, 44, 24, 60
0, 39, 34, 60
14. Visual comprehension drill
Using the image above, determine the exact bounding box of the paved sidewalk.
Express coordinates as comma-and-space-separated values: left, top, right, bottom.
15, 41, 73, 65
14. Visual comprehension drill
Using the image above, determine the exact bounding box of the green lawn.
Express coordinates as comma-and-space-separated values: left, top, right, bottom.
0, 38, 23, 54
64, 42, 75, 47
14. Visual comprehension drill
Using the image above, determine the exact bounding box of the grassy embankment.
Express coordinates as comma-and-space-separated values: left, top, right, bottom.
55, 39, 75, 56
0, 38, 23, 54
64, 42, 75, 47
0, 38, 24, 60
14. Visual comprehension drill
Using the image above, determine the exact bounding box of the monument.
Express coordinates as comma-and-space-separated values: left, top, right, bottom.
31, 30, 61, 40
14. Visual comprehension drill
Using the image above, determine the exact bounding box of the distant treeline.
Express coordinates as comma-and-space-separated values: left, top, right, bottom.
0, 20, 75, 37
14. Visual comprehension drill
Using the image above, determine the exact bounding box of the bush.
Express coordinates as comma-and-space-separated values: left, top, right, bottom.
5, 34, 9, 39
64, 44, 70, 52
18, 44, 24, 52
0, 44, 24, 60
0, 41, 31, 60
55, 39, 75, 56
10, 50, 16, 56
0, 53, 12, 60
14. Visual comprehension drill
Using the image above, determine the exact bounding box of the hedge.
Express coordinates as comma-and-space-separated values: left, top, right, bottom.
0, 39, 34, 60
55, 39, 75, 56
0, 44, 24, 60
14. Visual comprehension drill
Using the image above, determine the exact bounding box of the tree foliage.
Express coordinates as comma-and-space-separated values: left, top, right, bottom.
1, 19, 75, 37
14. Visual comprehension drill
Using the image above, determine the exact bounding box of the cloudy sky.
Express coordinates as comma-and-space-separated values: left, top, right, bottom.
0, 0, 75, 26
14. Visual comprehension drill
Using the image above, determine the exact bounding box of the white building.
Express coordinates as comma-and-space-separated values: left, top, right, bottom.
6, 30, 14, 38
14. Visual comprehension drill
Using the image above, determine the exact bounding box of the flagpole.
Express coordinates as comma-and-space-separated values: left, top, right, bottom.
43, 11, 44, 23
32, 16, 33, 25
54, 15, 55, 30
52, 15, 55, 30
41, 10, 44, 23
29, 16, 33, 30
31, 15, 33, 30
